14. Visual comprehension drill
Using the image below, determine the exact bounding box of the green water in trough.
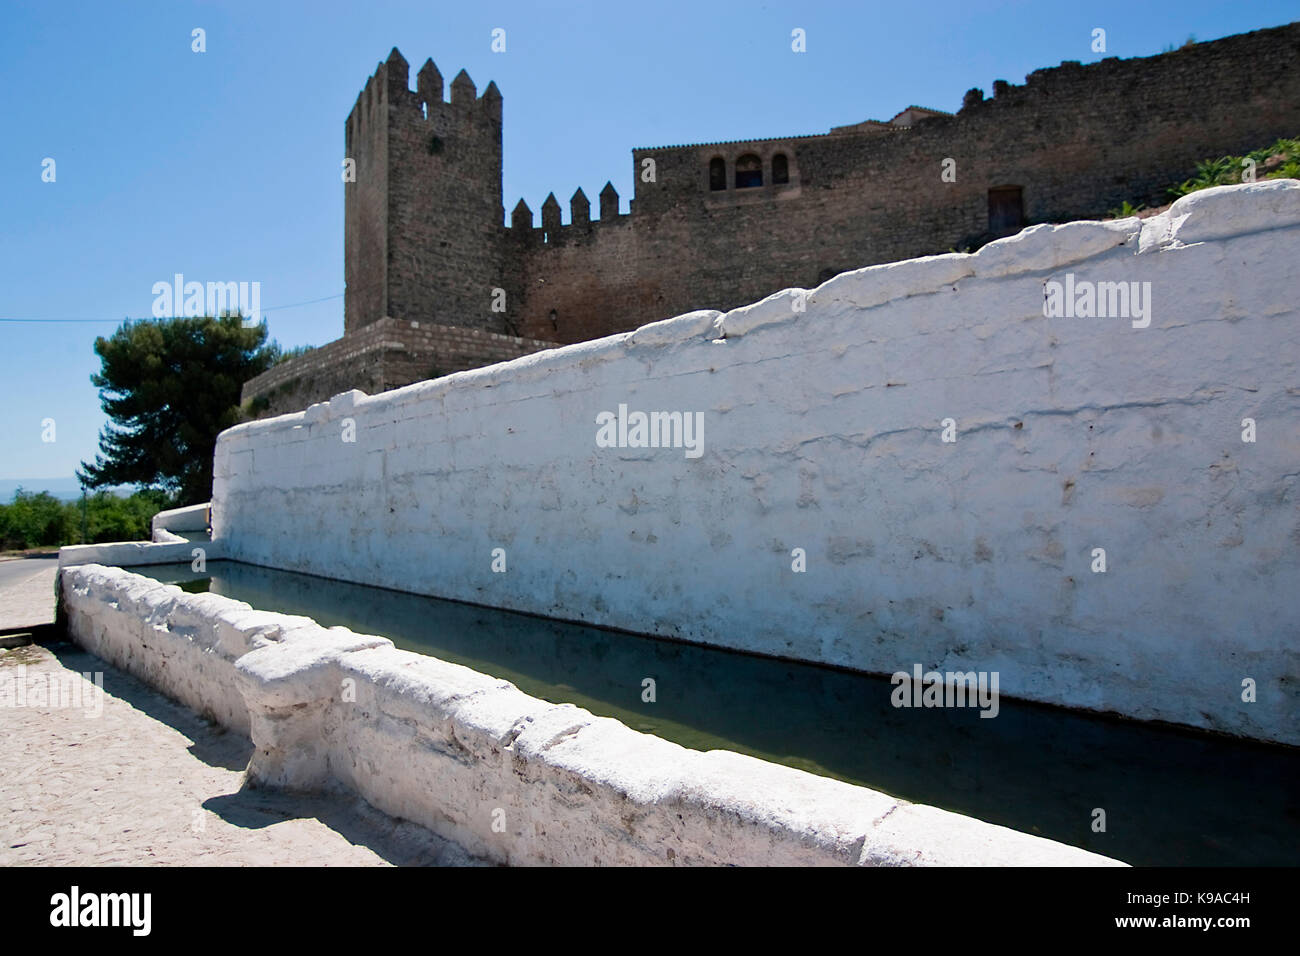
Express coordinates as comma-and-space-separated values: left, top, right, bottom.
134, 560, 1299, 866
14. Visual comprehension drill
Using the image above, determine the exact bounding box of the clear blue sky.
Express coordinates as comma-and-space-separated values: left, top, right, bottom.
2, 0, 1294, 484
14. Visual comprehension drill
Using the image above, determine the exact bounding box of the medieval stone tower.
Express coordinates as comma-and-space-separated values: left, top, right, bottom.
345, 49, 505, 335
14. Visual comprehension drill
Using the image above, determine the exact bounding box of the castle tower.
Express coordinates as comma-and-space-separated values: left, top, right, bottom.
344, 50, 506, 334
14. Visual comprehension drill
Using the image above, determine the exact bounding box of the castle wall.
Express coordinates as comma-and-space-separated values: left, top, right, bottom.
511, 22, 1300, 343
343, 60, 390, 335
240, 317, 557, 419
215, 182, 1300, 746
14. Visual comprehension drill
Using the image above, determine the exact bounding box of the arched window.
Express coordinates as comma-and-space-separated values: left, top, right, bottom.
772, 153, 789, 185
735, 154, 762, 188
708, 157, 726, 191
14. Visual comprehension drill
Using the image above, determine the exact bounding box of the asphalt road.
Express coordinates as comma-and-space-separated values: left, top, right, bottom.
0, 555, 58, 590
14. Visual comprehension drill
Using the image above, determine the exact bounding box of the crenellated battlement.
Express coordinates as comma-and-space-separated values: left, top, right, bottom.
347, 49, 501, 143
506, 183, 631, 247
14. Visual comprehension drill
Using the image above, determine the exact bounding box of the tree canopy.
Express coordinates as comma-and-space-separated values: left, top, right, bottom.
78, 315, 279, 505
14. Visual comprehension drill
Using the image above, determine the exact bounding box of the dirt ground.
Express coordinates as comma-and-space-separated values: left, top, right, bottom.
0, 640, 485, 866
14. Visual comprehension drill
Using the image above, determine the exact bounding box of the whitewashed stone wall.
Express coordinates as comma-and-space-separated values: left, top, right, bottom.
151, 502, 210, 542
214, 182, 1300, 746
59, 538, 223, 569
59, 564, 1120, 866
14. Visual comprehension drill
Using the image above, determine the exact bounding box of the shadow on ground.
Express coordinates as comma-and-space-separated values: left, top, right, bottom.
37, 637, 489, 867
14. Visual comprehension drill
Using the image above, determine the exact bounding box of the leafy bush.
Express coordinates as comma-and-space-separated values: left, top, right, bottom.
0, 488, 174, 551
1107, 200, 1146, 218
0, 491, 73, 550
1166, 137, 1300, 199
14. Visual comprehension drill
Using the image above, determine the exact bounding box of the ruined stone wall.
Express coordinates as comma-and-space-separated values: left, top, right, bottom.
510, 21, 1300, 343
215, 182, 1300, 746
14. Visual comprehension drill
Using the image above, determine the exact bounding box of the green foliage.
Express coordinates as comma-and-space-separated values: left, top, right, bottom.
77, 314, 279, 506
0, 491, 73, 550
82, 488, 172, 545
1107, 200, 1146, 218
0, 488, 173, 551
1166, 136, 1300, 199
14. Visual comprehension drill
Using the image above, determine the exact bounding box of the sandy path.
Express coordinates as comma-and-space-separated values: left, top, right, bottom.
0, 642, 485, 866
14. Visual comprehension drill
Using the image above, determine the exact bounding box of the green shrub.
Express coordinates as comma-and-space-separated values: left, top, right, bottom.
0, 487, 175, 551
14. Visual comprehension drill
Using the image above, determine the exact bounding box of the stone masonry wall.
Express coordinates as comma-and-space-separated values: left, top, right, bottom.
215, 182, 1300, 746
241, 317, 558, 419
345, 50, 506, 336
508, 22, 1300, 343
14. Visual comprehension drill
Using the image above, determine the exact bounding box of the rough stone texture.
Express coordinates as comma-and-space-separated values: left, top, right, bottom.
62, 564, 267, 735
241, 317, 557, 419
215, 181, 1300, 746
58, 564, 1120, 866
514, 21, 1298, 342
345, 50, 506, 337
0, 642, 482, 867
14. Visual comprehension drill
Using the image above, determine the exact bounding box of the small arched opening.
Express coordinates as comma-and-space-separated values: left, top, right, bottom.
708, 157, 727, 191
772, 153, 790, 185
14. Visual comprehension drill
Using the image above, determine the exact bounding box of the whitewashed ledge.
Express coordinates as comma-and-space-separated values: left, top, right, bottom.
58, 537, 223, 569
151, 502, 211, 542
58, 563, 1123, 867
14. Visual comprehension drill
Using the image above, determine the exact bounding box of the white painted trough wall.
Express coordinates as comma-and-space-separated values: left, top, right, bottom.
214, 182, 1300, 746
59, 538, 223, 569
59, 564, 1120, 866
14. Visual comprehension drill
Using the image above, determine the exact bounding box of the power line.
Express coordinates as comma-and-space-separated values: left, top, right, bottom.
0, 292, 345, 324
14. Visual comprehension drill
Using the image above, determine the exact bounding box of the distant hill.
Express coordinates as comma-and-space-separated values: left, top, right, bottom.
0, 478, 135, 502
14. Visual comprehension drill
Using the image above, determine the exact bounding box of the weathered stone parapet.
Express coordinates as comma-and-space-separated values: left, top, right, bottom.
240, 317, 559, 419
